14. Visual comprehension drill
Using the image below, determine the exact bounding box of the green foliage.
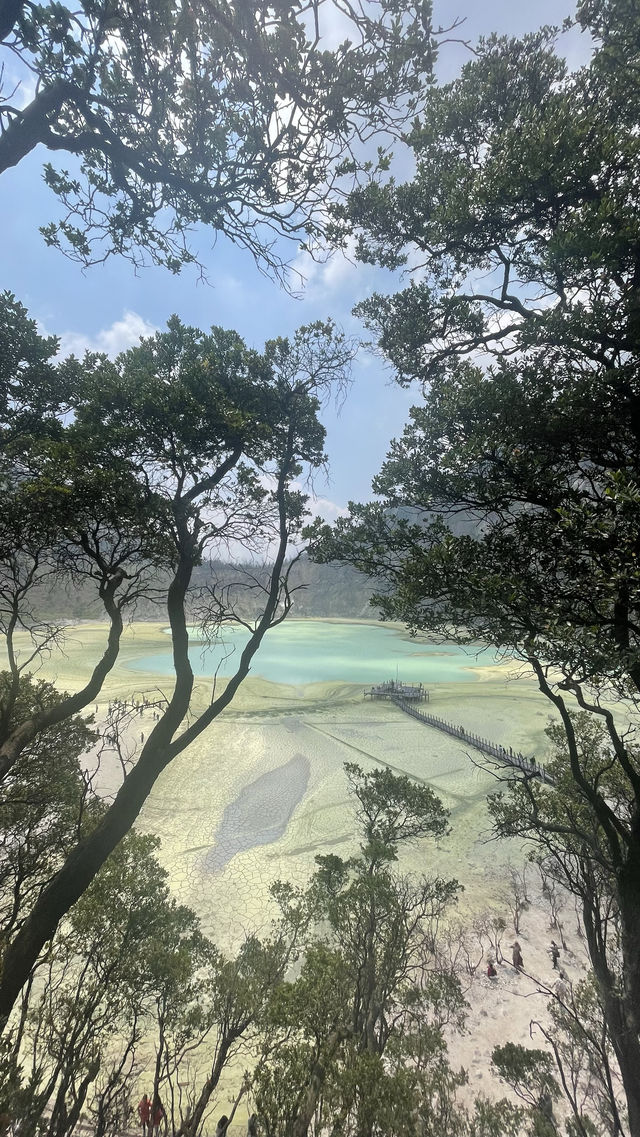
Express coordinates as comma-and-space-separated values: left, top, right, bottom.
266, 943, 352, 1043
0, 824, 209, 1136
0, 672, 96, 942
469, 1097, 526, 1137
489, 712, 634, 876
0, 1, 437, 276
539, 976, 626, 1137
319, 1, 640, 694
254, 1041, 319, 1137
492, 1044, 559, 1111
2, 305, 352, 584
257, 763, 463, 1135
316, 4, 640, 1125
0, 291, 79, 444
345, 759, 450, 853
0, 297, 354, 1024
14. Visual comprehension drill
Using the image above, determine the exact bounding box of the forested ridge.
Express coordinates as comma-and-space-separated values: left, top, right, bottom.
35, 558, 376, 622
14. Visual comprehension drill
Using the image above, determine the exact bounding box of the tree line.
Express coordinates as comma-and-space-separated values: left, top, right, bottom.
26, 555, 375, 624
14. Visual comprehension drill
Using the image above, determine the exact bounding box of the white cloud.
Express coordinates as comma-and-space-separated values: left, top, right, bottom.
14, 76, 36, 110
307, 492, 349, 524
291, 237, 374, 302
57, 311, 158, 359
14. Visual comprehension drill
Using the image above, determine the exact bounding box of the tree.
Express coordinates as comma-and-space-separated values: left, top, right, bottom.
1, 742, 291, 1137
0, 293, 353, 1024
491, 1044, 560, 1137
313, 1, 640, 1129
254, 762, 463, 1137
533, 977, 626, 1137
490, 717, 631, 1137
0, 0, 441, 277
1, 826, 205, 1137
493, 974, 626, 1137
0, 673, 96, 947
172, 933, 293, 1137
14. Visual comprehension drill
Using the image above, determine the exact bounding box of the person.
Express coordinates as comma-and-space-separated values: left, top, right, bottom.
512, 941, 524, 970
487, 960, 497, 979
150, 1097, 165, 1136
138, 1095, 151, 1136
215, 1117, 229, 1137
247, 1116, 259, 1136
549, 940, 560, 969
554, 974, 570, 1000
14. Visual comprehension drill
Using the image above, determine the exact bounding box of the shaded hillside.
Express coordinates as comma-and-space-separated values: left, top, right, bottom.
35, 556, 376, 623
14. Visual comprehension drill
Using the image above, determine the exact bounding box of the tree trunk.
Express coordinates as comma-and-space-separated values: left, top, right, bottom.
176, 1028, 245, 1137
0, 80, 74, 175
0, 738, 181, 1023
60, 1058, 100, 1137
290, 1031, 349, 1137
583, 883, 640, 1137
0, 461, 294, 1023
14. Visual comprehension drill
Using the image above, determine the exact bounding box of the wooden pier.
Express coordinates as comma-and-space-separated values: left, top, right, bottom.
391, 696, 553, 784
364, 679, 429, 702
364, 681, 552, 784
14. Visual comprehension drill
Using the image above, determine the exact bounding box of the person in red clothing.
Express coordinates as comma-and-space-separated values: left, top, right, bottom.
138, 1095, 151, 1136
151, 1096, 166, 1137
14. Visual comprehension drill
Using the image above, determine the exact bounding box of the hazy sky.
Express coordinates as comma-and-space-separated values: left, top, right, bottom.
2, 0, 585, 521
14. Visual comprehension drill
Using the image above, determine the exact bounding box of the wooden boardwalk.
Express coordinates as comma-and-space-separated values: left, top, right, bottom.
390, 695, 553, 784
364, 680, 429, 702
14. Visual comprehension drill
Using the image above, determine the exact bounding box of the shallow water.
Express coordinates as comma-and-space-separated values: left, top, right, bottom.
127, 620, 496, 685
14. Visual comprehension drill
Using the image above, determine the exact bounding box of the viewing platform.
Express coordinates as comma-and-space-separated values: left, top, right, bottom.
364, 679, 429, 702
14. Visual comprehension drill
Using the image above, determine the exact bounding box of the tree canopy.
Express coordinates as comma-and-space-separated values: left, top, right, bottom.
313, 1, 640, 1129
0, 291, 354, 1023
254, 762, 465, 1137
0, 0, 438, 276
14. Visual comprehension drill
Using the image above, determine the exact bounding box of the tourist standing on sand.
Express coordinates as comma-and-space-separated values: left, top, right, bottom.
487, 960, 497, 979
138, 1095, 151, 1136
512, 941, 524, 969
549, 940, 560, 969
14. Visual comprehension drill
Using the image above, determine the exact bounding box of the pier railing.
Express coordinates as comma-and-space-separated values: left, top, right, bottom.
391, 696, 554, 784
364, 680, 428, 701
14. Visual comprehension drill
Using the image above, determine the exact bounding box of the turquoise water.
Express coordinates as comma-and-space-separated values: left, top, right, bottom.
127, 621, 497, 684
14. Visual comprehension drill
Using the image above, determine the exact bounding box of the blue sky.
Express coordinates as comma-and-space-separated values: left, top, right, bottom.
1, 0, 585, 518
